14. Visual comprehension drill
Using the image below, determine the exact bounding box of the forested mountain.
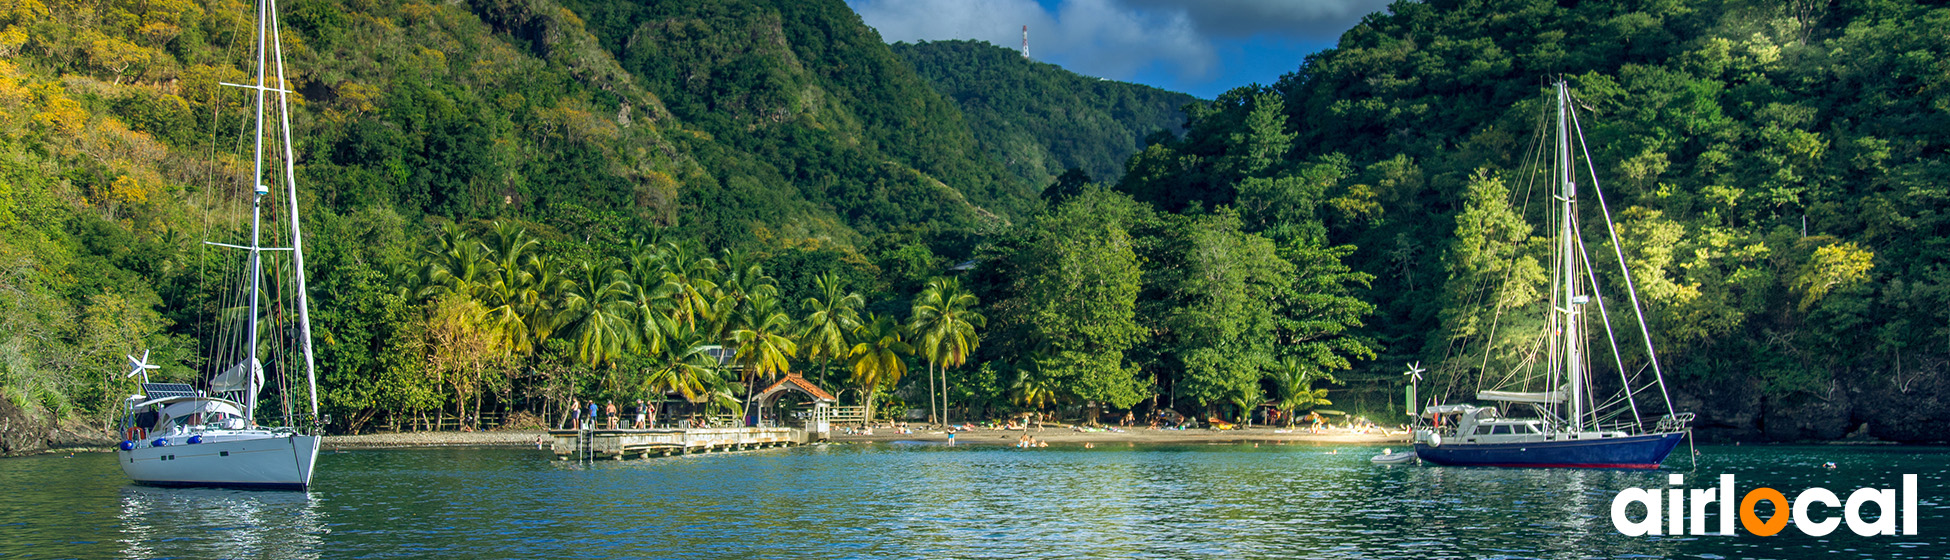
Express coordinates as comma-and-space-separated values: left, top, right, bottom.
0, 0, 1036, 447
1120, 0, 1950, 441
894, 40, 1199, 190
6, 0, 1949, 450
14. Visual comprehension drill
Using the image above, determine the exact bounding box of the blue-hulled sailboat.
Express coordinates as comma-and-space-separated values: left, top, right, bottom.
1412, 81, 1693, 469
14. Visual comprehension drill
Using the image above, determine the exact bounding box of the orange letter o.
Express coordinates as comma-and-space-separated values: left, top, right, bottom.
1740, 487, 1790, 536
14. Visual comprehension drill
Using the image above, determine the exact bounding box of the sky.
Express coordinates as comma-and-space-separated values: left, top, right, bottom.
845, 0, 1399, 99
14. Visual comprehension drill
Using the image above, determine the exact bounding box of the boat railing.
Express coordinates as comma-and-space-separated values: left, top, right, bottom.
1653, 412, 1695, 433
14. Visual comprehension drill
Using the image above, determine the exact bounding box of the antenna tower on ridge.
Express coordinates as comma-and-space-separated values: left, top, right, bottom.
1022, 25, 1029, 58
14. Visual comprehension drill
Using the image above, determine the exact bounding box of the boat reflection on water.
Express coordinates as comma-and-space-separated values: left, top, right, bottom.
116, 486, 325, 559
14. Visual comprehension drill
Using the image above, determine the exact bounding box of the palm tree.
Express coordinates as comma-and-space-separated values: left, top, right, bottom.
479, 221, 539, 355
641, 323, 720, 404
705, 249, 776, 341
658, 242, 719, 331
909, 278, 984, 426
1010, 365, 1059, 411
556, 259, 638, 368
731, 293, 797, 389
847, 313, 910, 422
1267, 356, 1338, 427
799, 273, 863, 388
625, 249, 684, 358
421, 223, 487, 299
523, 253, 565, 347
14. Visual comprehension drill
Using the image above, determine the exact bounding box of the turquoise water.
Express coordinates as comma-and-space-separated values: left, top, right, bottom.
1, 443, 1944, 559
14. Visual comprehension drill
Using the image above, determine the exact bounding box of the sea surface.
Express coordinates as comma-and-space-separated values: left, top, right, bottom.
0, 441, 1944, 559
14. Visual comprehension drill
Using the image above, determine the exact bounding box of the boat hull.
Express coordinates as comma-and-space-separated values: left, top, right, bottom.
1413, 432, 1683, 469
116, 433, 320, 490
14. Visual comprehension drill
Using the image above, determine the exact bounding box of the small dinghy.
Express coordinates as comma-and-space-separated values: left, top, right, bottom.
1371, 448, 1418, 465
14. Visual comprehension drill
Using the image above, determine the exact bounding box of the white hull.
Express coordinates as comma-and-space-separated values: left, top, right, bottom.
117, 431, 319, 490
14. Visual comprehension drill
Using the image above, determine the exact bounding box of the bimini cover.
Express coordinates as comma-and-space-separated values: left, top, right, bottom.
159, 399, 244, 424
1477, 385, 1569, 404
211, 359, 263, 393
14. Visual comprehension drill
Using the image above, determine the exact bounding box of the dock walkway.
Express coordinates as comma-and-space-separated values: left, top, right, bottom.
548, 427, 807, 460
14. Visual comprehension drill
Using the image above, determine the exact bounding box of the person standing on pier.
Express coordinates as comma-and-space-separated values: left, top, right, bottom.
586, 400, 598, 430
605, 401, 619, 430
634, 400, 647, 429
568, 403, 581, 430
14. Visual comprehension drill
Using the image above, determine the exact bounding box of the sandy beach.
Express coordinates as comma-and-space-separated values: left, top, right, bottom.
830, 425, 1408, 446
321, 426, 1407, 449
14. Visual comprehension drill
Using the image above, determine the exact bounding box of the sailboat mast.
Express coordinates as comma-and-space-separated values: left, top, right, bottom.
267, 0, 319, 425
244, 0, 272, 425
1557, 80, 1584, 433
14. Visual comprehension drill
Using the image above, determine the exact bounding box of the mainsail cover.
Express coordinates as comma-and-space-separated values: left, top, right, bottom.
211, 359, 263, 393
1477, 385, 1569, 404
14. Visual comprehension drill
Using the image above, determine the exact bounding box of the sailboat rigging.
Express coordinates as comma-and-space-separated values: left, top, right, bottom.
1411, 80, 1694, 469
111, 0, 323, 490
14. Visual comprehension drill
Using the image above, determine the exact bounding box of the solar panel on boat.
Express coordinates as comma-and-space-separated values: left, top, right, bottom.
141, 383, 201, 399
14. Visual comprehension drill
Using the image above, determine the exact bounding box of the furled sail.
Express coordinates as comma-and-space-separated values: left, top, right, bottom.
211, 359, 262, 393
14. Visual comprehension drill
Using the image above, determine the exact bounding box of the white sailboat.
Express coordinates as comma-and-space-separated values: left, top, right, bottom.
1412, 80, 1693, 469
112, 0, 322, 490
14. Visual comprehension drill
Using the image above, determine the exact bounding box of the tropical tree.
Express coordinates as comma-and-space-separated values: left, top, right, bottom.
731, 293, 797, 389
1266, 356, 1338, 427
421, 223, 488, 299
910, 277, 984, 425
479, 221, 540, 356
846, 313, 911, 421
557, 259, 638, 368
658, 242, 720, 331
640, 324, 721, 404
1010, 362, 1059, 411
799, 272, 864, 387
624, 249, 684, 358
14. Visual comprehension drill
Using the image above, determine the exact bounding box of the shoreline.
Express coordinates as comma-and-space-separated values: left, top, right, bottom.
323, 430, 548, 449
19, 428, 1939, 456
829, 426, 1411, 446
323, 427, 1409, 449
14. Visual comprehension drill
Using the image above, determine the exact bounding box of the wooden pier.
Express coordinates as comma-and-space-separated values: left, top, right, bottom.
548, 427, 809, 460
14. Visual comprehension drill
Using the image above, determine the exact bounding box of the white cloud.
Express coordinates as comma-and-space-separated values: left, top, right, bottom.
849, 0, 1392, 84
1120, 0, 1394, 38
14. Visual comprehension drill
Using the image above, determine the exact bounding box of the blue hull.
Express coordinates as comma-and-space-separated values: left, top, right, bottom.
1413, 432, 1684, 469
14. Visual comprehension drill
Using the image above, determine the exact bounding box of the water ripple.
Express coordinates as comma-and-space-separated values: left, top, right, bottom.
1, 444, 1946, 558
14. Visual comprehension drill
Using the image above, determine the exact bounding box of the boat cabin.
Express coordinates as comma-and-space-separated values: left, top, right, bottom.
117, 383, 249, 443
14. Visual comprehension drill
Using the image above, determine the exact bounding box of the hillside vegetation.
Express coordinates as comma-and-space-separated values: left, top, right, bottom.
0, 0, 1045, 440
5, 0, 1948, 446
894, 39, 1199, 189
1119, 0, 1950, 441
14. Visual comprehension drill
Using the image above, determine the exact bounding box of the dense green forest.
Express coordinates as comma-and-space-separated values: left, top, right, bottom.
0, 0, 1052, 442
3, 0, 1948, 447
894, 39, 1199, 189
1118, 0, 1950, 441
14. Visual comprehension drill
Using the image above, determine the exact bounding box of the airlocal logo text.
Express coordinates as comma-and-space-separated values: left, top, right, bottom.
1611, 474, 1919, 537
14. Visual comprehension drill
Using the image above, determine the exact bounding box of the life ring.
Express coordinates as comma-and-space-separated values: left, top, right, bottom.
124, 426, 147, 442
1429, 433, 1442, 448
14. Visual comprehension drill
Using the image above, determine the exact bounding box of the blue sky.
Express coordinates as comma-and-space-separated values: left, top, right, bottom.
846, 0, 1398, 99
